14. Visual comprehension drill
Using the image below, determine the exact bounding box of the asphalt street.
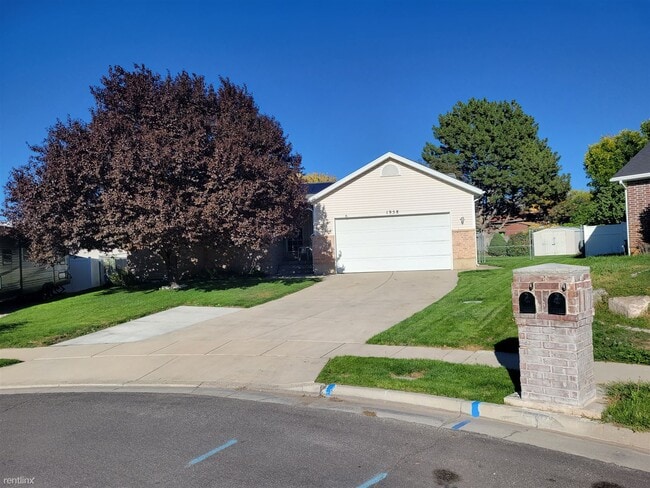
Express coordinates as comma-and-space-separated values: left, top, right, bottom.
1, 392, 648, 488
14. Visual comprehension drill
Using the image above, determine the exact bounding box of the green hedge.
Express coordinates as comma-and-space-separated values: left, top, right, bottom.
507, 232, 530, 256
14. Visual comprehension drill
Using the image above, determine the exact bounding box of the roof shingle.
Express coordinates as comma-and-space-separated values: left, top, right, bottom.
611, 142, 650, 182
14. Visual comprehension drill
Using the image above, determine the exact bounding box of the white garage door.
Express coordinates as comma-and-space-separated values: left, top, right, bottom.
334, 213, 452, 273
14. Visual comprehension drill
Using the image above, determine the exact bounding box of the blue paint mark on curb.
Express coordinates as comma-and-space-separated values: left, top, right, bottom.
471, 401, 481, 417
451, 420, 471, 430
188, 439, 237, 467
324, 383, 336, 397
356, 472, 388, 488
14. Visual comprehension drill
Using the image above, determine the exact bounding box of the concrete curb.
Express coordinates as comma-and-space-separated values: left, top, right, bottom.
313, 383, 650, 453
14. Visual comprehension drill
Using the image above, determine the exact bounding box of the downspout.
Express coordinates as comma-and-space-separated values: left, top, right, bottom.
618, 180, 630, 255
473, 195, 482, 266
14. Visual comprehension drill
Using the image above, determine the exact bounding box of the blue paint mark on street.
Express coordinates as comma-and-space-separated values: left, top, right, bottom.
187, 439, 237, 467
356, 472, 388, 488
471, 401, 481, 417
451, 420, 471, 430
324, 383, 336, 396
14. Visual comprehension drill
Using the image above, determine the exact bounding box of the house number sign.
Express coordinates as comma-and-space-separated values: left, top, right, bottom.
386, 210, 399, 215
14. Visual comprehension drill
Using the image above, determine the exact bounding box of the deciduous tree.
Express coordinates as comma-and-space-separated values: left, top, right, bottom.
583, 121, 649, 224
4, 66, 305, 283
302, 172, 337, 183
548, 190, 593, 225
423, 98, 570, 228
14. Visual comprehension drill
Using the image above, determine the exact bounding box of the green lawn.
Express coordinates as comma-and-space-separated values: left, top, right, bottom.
368, 255, 650, 365
0, 358, 22, 367
316, 356, 517, 404
0, 277, 318, 348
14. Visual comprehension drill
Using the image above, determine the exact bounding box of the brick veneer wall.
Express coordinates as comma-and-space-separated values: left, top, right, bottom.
452, 229, 478, 269
512, 264, 596, 407
626, 179, 650, 253
312, 235, 336, 275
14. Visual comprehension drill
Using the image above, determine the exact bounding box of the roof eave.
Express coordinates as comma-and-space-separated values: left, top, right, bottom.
610, 172, 650, 183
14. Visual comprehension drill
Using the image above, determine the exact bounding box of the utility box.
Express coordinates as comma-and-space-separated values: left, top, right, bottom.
510, 263, 596, 409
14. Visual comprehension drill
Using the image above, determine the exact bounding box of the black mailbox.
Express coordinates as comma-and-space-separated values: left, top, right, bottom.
548, 292, 566, 315
519, 292, 536, 314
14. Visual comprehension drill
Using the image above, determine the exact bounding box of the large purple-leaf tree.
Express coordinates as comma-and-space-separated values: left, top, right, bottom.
4, 65, 305, 283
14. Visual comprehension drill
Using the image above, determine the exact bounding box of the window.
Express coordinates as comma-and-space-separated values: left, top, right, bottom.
2, 249, 12, 266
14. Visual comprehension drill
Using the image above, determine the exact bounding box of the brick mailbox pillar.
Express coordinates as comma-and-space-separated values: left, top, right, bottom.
510, 263, 596, 409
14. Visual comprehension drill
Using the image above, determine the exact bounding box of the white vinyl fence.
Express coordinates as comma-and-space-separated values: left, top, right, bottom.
583, 223, 627, 257
64, 256, 105, 293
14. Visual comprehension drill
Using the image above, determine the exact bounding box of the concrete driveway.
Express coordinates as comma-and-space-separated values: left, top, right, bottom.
0, 271, 457, 389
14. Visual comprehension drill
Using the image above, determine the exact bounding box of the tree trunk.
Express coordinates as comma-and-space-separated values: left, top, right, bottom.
162, 250, 179, 286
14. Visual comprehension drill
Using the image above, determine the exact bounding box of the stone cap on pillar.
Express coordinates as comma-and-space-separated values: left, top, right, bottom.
513, 263, 590, 281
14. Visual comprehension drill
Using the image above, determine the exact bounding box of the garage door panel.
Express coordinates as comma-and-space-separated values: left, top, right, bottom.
335, 214, 452, 273
339, 227, 449, 243
340, 241, 451, 259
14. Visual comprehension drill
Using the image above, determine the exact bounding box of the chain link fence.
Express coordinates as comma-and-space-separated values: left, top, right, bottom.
477, 230, 533, 263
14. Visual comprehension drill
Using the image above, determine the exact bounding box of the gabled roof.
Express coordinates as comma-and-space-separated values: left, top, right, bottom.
308, 152, 484, 203
611, 142, 650, 183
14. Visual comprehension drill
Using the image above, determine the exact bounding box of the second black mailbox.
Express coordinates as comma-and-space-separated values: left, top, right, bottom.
548, 292, 566, 315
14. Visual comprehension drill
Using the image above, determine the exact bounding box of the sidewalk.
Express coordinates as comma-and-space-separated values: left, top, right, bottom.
2, 334, 649, 389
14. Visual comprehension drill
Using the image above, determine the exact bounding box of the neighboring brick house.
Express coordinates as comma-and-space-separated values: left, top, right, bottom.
611, 142, 650, 254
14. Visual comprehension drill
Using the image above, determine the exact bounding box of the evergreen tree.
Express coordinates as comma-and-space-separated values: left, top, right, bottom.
423, 98, 570, 228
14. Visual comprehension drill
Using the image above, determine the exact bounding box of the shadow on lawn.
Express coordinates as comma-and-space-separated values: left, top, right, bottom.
0, 284, 109, 314
0, 321, 27, 334
96, 277, 319, 295
179, 277, 319, 293
494, 337, 521, 395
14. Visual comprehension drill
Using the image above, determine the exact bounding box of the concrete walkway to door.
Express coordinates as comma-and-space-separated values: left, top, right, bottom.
0, 271, 459, 390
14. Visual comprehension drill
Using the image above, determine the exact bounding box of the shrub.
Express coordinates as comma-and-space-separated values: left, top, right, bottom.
107, 268, 138, 288
488, 233, 507, 256
507, 232, 530, 256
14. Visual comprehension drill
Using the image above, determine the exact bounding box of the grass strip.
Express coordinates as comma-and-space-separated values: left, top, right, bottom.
316, 356, 516, 404
0, 277, 318, 348
602, 382, 650, 432
0, 358, 22, 368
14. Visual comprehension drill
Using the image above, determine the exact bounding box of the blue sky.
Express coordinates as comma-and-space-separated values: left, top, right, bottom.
1, 0, 649, 195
